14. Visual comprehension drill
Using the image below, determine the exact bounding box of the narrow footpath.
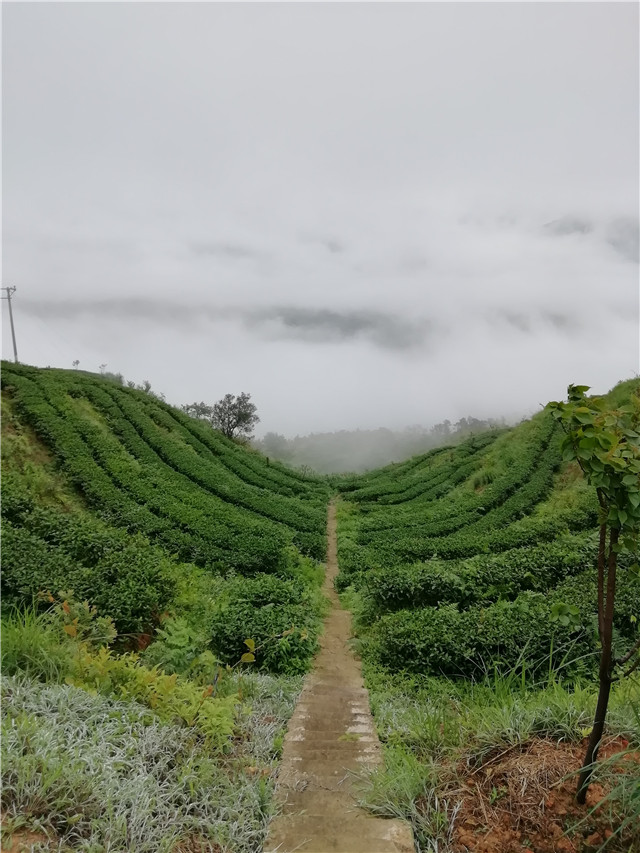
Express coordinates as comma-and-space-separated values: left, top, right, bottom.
264, 502, 414, 853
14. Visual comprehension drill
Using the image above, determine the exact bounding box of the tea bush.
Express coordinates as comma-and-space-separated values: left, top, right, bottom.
208, 575, 320, 674
365, 535, 596, 615
368, 568, 640, 678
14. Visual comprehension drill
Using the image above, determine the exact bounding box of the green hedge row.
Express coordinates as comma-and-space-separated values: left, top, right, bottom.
364, 535, 596, 615
342, 434, 498, 505
98, 383, 327, 528
369, 568, 640, 678
362, 429, 563, 554
357, 415, 558, 539
1, 479, 174, 634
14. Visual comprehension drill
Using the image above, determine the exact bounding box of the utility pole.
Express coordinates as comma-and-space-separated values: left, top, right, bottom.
2, 286, 19, 363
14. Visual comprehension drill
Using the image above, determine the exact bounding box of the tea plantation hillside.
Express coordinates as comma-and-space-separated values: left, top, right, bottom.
3, 365, 639, 852
1, 361, 330, 669
336, 378, 640, 680
334, 379, 640, 850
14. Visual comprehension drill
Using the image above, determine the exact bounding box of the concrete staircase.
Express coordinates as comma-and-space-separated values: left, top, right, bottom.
263, 504, 414, 853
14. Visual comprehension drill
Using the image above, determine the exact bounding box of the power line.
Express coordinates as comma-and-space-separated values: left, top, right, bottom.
1, 286, 19, 363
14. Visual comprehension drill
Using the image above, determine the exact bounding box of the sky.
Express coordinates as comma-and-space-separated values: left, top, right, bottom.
3, 2, 639, 437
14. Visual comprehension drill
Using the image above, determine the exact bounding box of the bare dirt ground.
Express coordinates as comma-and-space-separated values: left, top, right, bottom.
263, 502, 414, 853
1, 825, 52, 853
450, 737, 640, 853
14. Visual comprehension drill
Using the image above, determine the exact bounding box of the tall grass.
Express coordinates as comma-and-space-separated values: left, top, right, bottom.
1, 605, 73, 683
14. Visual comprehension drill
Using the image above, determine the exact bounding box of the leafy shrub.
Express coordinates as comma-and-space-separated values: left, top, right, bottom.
1, 515, 175, 634
368, 566, 640, 679
208, 575, 320, 674
370, 595, 573, 678
142, 616, 221, 684
1, 599, 236, 747
369, 604, 475, 676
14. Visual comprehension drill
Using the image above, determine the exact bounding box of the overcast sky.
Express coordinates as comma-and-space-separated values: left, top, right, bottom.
3, 2, 638, 436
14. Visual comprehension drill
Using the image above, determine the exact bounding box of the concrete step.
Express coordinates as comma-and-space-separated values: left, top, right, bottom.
284, 734, 378, 746
264, 814, 414, 853
284, 743, 381, 767
276, 760, 369, 791
275, 789, 362, 814
290, 709, 374, 726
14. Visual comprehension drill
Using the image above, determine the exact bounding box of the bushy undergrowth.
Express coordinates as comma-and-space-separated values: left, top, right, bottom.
0, 366, 329, 849
366, 566, 640, 679
1, 593, 305, 851
1, 602, 238, 747
364, 664, 640, 760
2, 378, 328, 676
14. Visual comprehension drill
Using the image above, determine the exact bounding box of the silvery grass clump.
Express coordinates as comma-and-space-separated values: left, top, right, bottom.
228, 670, 303, 765
2, 672, 302, 852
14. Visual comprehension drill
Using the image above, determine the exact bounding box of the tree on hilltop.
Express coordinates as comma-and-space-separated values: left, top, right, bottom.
211, 392, 260, 440
182, 393, 260, 441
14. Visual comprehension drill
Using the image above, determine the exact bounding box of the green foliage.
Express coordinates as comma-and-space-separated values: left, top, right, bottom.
1, 494, 175, 634
548, 383, 640, 535
368, 565, 640, 679
336, 381, 640, 688
141, 616, 219, 680
1, 362, 328, 674
208, 575, 321, 674
68, 645, 237, 747
366, 663, 640, 760
209, 391, 260, 440
2, 600, 237, 747
364, 535, 596, 615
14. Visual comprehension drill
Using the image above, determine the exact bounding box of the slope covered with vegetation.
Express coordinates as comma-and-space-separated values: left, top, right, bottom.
1, 362, 329, 646
2, 364, 639, 851
1, 362, 330, 851
335, 378, 640, 851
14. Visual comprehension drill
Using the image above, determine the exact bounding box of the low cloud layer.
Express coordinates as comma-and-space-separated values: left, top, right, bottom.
3, 3, 638, 435
20, 299, 433, 351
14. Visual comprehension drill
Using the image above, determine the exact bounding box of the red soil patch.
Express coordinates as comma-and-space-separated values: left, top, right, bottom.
447, 738, 639, 853
1, 827, 52, 852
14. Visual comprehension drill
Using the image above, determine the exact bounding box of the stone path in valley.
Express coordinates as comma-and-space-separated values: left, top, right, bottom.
263, 502, 414, 853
